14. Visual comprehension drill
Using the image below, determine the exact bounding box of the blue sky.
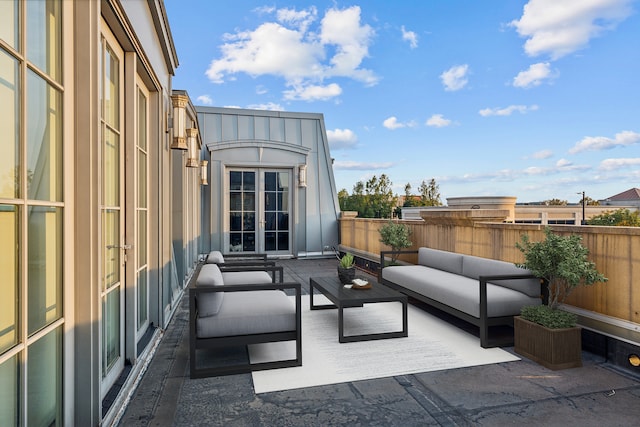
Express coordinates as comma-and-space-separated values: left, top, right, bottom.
165, 0, 640, 204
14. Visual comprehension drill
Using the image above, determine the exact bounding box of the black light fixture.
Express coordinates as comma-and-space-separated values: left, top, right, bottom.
577, 191, 586, 225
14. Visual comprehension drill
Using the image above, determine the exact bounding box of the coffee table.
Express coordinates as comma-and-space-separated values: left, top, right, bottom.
309, 276, 408, 343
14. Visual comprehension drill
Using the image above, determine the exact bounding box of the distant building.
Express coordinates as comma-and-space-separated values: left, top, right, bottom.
401, 195, 638, 224
600, 187, 640, 207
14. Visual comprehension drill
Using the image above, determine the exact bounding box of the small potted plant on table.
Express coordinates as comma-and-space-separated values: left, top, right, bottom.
337, 252, 356, 284
515, 227, 607, 370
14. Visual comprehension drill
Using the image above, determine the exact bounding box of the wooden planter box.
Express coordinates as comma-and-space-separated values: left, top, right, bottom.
514, 316, 582, 370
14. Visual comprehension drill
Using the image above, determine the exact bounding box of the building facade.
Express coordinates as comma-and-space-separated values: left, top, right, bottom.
197, 107, 340, 258
0, 1, 202, 425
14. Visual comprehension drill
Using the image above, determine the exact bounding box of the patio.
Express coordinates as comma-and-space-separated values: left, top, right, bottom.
118, 258, 640, 426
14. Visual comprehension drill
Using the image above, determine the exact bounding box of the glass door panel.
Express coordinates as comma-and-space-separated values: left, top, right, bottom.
229, 171, 255, 252
99, 26, 124, 395
135, 82, 149, 335
264, 171, 289, 252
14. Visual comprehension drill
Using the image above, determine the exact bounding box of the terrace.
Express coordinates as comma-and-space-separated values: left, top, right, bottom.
117, 256, 640, 426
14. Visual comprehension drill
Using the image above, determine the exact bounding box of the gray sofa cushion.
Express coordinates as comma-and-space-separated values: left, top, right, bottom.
196, 290, 295, 338
461, 255, 540, 298
206, 250, 225, 264
383, 263, 541, 318
196, 264, 224, 317
221, 271, 273, 286
418, 247, 464, 275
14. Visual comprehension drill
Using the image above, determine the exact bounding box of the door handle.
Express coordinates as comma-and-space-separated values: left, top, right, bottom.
107, 244, 132, 250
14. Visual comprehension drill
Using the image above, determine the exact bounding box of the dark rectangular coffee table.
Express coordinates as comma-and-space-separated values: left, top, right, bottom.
309, 276, 408, 343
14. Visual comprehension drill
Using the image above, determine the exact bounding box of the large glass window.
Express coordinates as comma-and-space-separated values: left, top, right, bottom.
27, 206, 63, 335
0, 205, 19, 353
0, 354, 19, 426
0, 1, 64, 423
27, 69, 63, 202
0, 49, 19, 200
26, 0, 61, 82
27, 327, 62, 426
0, 0, 19, 50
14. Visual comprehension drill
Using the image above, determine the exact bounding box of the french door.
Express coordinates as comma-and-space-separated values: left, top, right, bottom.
228, 169, 291, 255
99, 23, 130, 397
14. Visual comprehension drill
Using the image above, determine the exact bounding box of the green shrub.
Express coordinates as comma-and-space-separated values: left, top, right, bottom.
520, 305, 577, 329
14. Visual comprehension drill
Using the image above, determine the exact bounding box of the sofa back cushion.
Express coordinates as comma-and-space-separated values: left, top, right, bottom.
206, 250, 225, 264
418, 247, 464, 275
461, 255, 540, 297
196, 264, 225, 317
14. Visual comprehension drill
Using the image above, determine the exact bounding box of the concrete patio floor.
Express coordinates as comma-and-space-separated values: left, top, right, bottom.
118, 258, 640, 426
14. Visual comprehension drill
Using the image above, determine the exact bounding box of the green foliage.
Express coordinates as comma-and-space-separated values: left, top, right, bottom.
516, 227, 608, 309
338, 174, 397, 218
339, 252, 355, 268
379, 221, 412, 262
587, 208, 640, 227
545, 198, 568, 206
520, 305, 578, 329
402, 179, 443, 207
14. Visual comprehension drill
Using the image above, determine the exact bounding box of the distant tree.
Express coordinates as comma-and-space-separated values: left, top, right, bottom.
587, 209, 640, 227
419, 178, 443, 206
580, 196, 600, 206
546, 198, 568, 206
338, 174, 397, 218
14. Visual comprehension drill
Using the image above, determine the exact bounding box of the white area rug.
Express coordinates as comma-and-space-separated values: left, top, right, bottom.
250, 295, 519, 394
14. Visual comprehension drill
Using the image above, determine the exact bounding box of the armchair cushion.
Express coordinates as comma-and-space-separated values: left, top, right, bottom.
196, 264, 224, 317
206, 250, 225, 264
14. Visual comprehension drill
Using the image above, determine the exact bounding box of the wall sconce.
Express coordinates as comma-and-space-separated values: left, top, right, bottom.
171, 94, 188, 150
629, 354, 640, 367
186, 128, 199, 167
200, 160, 208, 185
298, 164, 307, 187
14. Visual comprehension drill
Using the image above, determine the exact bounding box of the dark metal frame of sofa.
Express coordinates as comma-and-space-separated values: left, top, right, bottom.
189, 281, 302, 378
380, 250, 543, 348
207, 252, 277, 268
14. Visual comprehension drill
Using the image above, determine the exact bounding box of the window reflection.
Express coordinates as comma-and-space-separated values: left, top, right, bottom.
27, 206, 62, 335
27, 69, 62, 202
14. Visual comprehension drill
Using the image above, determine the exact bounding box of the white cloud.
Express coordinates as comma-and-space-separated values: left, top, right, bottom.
333, 160, 394, 170
479, 104, 539, 117
383, 116, 416, 130
196, 95, 213, 105
531, 149, 553, 159
510, 0, 634, 59
276, 6, 317, 32
205, 6, 378, 101
283, 83, 342, 101
599, 158, 640, 170
513, 62, 554, 88
245, 102, 284, 111
425, 114, 451, 128
440, 64, 469, 91
327, 128, 358, 149
319, 6, 377, 84
401, 26, 418, 49
569, 130, 640, 154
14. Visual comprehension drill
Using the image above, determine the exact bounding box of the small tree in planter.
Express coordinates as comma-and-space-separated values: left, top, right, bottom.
378, 220, 412, 264
514, 227, 607, 369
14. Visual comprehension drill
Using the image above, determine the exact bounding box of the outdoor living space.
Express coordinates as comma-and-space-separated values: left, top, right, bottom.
118, 257, 640, 426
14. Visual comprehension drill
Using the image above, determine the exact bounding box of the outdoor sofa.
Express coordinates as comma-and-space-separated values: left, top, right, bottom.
380, 247, 543, 348
189, 263, 302, 378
